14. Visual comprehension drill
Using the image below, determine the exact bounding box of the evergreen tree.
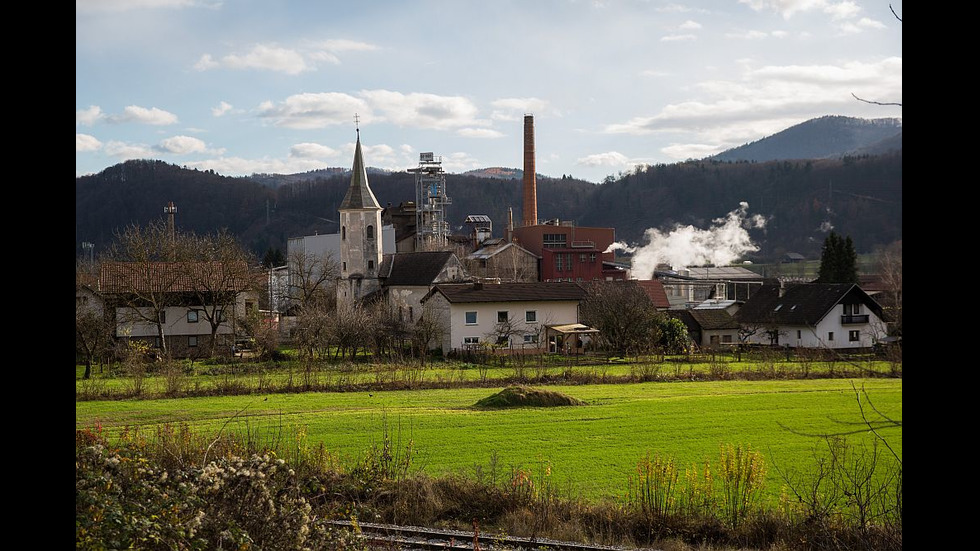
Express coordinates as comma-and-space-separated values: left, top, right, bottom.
817, 231, 858, 283
262, 247, 286, 268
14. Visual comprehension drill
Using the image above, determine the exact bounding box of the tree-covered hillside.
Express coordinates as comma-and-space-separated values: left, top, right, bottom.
76, 152, 901, 263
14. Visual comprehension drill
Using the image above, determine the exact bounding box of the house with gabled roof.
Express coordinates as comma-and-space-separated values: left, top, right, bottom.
733, 282, 887, 350
464, 239, 539, 282
375, 250, 467, 323
421, 281, 589, 355
669, 308, 741, 350
98, 260, 258, 357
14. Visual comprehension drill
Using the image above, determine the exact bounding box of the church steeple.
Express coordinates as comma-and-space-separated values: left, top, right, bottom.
337, 117, 384, 303
339, 131, 381, 210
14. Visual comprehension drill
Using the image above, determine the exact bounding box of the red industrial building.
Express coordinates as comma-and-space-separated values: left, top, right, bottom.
508, 114, 628, 283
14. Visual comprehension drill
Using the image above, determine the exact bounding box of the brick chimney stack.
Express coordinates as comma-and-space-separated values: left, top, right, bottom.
522, 114, 537, 227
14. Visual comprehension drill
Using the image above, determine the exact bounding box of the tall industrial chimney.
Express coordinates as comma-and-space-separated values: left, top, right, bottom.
522, 114, 537, 227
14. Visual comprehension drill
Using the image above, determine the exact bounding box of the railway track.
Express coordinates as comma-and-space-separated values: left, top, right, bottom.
325, 520, 650, 551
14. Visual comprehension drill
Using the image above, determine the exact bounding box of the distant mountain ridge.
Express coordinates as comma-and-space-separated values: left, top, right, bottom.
76, 116, 902, 262
709, 116, 902, 163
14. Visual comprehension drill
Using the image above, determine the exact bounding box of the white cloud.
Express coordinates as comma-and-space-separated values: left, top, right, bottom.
824, 1, 860, 20
76, 0, 207, 13
193, 54, 219, 71
103, 140, 156, 159
212, 101, 233, 117
256, 93, 370, 129
661, 34, 697, 42
490, 97, 552, 121
726, 30, 771, 40
361, 90, 484, 130
76, 133, 102, 152
661, 143, 724, 161
219, 44, 309, 75
76, 105, 103, 126
576, 151, 630, 167
457, 128, 504, 138
604, 57, 901, 140
108, 105, 179, 125
440, 151, 484, 174
739, 0, 829, 19
289, 142, 339, 159
158, 135, 208, 154
679, 20, 702, 30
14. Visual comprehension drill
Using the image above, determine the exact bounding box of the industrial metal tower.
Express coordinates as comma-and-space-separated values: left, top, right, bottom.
411, 152, 452, 250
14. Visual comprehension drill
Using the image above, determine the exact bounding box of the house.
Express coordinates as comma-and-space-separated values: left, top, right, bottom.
733, 282, 887, 350
376, 250, 467, 323
99, 260, 258, 358
421, 281, 589, 355
464, 239, 539, 282
669, 308, 741, 350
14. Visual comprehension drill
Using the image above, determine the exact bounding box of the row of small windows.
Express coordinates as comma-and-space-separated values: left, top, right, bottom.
341, 225, 375, 240
465, 310, 537, 325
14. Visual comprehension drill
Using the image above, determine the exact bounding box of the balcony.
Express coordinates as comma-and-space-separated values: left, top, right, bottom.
841, 314, 869, 325
570, 240, 595, 248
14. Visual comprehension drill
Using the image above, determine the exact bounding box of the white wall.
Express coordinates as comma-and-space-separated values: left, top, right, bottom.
446, 300, 580, 352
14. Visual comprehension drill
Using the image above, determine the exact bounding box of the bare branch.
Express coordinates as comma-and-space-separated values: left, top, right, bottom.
890, 3, 901, 22
851, 93, 902, 108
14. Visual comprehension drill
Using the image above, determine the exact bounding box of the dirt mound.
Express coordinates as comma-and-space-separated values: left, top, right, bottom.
474, 386, 585, 409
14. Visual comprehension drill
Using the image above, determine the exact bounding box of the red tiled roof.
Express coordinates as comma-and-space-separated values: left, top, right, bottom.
634, 279, 671, 309
100, 261, 253, 294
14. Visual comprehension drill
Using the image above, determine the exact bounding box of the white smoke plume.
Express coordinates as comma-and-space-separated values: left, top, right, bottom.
607, 202, 767, 280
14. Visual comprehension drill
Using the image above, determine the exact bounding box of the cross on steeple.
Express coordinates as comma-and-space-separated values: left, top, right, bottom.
354, 113, 360, 137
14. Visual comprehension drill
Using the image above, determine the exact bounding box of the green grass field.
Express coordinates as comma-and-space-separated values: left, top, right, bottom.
76, 377, 902, 504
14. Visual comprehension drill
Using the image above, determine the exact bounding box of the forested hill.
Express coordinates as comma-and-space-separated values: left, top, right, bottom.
76, 152, 901, 263
710, 116, 902, 162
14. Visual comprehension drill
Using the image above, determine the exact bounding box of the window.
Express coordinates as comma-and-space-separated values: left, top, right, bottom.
566, 253, 573, 271
590, 252, 596, 263
797, 330, 802, 339
710, 335, 720, 345
525, 310, 537, 323
497, 311, 509, 323
496, 336, 509, 345
463, 336, 479, 346
187, 310, 199, 323
367, 225, 374, 239
523, 334, 539, 343
555, 253, 563, 271
342, 261, 347, 271
341, 226, 346, 240
543, 233, 567, 248
844, 303, 862, 315
368, 260, 374, 270
828, 332, 834, 341
579, 253, 587, 263
465, 311, 477, 325
849, 330, 860, 342
188, 335, 198, 347
722, 335, 733, 343
409, 307, 414, 322
159, 311, 167, 323
154, 337, 162, 348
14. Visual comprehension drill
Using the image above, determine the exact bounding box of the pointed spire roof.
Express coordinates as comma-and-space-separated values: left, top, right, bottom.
340, 131, 381, 210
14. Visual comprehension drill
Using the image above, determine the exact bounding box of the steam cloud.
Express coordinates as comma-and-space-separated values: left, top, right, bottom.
607, 202, 767, 280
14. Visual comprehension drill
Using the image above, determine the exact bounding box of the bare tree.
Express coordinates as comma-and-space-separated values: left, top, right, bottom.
875, 240, 902, 335
103, 220, 194, 357
76, 261, 113, 379
184, 229, 257, 357
579, 281, 663, 357
286, 249, 339, 314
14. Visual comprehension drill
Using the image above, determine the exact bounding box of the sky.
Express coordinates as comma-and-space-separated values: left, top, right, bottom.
76, 0, 902, 184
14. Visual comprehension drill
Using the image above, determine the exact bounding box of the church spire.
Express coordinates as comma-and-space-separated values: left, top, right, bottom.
339, 117, 381, 211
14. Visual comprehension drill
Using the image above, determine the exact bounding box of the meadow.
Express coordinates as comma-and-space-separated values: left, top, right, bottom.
75, 375, 902, 505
